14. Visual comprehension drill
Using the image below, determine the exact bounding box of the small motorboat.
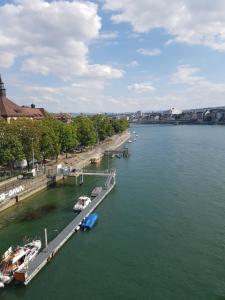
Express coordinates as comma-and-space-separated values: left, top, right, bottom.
91, 187, 102, 198
0, 240, 41, 288
73, 196, 91, 213
128, 140, 132, 143
80, 213, 98, 230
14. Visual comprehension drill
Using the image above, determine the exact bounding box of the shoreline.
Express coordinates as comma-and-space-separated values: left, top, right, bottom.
59, 130, 130, 169
0, 130, 130, 213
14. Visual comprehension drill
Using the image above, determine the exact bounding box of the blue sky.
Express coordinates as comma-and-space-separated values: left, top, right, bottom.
1, 0, 225, 113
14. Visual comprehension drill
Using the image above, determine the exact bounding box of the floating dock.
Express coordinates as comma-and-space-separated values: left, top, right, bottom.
104, 147, 129, 158
15, 169, 116, 286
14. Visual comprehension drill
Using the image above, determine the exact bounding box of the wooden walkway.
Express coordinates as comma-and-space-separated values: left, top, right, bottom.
16, 170, 116, 285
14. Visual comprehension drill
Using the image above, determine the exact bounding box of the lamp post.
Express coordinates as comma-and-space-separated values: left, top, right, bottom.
31, 138, 34, 169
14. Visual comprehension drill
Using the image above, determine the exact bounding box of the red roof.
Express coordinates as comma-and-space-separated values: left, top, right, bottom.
0, 96, 45, 118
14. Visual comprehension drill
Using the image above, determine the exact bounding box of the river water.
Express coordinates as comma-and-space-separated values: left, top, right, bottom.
1, 125, 225, 300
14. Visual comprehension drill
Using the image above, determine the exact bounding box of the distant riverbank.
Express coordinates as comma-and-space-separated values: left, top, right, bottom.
131, 120, 225, 125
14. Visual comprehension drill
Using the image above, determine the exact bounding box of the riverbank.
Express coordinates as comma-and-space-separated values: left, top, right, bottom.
0, 130, 130, 213
59, 130, 130, 169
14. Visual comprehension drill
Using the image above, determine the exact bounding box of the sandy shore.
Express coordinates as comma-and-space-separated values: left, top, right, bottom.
57, 130, 130, 169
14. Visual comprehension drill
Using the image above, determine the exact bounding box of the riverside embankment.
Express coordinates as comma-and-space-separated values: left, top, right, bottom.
0, 131, 130, 213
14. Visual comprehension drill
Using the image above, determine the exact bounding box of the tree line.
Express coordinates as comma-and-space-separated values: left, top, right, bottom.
0, 115, 128, 169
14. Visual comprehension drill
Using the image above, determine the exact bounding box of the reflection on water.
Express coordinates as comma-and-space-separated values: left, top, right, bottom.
19, 204, 57, 222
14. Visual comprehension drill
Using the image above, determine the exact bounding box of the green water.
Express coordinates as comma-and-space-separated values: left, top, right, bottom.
1, 125, 225, 300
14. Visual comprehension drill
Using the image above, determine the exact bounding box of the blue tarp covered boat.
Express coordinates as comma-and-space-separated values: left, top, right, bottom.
80, 213, 98, 230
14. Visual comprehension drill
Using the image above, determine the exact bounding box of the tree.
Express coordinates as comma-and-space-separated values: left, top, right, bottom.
92, 115, 115, 142
73, 116, 97, 147
0, 129, 24, 169
9, 119, 41, 168
60, 124, 78, 158
40, 117, 63, 161
112, 119, 129, 133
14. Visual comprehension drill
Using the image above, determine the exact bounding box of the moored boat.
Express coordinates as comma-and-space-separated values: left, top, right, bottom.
91, 187, 102, 198
73, 196, 91, 212
128, 140, 132, 143
80, 213, 98, 230
0, 240, 41, 288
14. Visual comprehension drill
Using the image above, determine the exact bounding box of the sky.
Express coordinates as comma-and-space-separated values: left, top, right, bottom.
1, 0, 225, 113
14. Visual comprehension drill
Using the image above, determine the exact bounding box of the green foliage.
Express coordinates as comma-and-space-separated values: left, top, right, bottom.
0, 121, 24, 168
73, 116, 97, 146
60, 124, 78, 157
40, 117, 63, 160
111, 118, 129, 133
91, 115, 114, 142
9, 118, 41, 164
0, 115, 128, 168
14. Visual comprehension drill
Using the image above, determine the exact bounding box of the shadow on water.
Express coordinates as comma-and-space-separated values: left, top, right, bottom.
19, 204, 57, 222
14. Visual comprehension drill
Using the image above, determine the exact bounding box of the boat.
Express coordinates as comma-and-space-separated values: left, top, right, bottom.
115, 154, 121, 158
73, 196, 91, 212
80, 213, 98, 230
91, 187, 102, 198
128, 140, 132, 143
133, 131, 136, 134
0, 240, 41, 288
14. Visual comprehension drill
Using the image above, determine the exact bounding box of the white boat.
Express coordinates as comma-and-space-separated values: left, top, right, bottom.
0, 240, 41, 288
73, 196, 91, 212
128, 140, 132, 143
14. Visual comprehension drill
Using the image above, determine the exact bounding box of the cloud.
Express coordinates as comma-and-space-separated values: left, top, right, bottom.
169, 64, 225, 108
0, 0, 123, 79
137, 48, 161, 56
171, 64, 205, 85
99, 31, 118, 39
171, 64, 225, 93
104, 0, 225, 51
128, 82, 155, 93
127, 60, 140, 67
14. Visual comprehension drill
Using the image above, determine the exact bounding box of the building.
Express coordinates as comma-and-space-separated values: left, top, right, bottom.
51, 112, 72, 124
0, 76, 46, 123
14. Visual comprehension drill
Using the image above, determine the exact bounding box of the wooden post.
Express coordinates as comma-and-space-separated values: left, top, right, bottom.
80, 173, 84, 185
44, 228, 48, 250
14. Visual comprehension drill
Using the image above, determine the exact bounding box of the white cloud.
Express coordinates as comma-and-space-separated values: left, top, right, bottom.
171, 64, 225, 94
99, 31, 118, 39
128, 82, 155, 93
171, 65, 205, 85
0, 0, 123, 79
137, 48, 161, 56
104, 0, 225, 51
127, 60, 140, 67
169, 64, 225, 108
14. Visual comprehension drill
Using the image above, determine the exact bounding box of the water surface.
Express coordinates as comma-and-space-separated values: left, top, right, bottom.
1, 125, 225, 300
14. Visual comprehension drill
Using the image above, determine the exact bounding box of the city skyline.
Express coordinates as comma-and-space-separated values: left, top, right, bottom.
1, 0, 225, 113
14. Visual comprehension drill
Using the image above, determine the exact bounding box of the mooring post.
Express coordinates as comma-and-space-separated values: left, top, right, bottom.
44, 228, 48, 250
80, 173, 84, 185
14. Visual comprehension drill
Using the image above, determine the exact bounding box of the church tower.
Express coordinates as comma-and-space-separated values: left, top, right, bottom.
0, 75, 6, 98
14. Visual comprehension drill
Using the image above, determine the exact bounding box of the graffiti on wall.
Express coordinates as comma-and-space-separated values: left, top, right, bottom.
0, 185, 25, 203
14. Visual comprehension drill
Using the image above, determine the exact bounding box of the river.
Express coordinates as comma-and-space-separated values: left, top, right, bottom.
0, 125, 225, 300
